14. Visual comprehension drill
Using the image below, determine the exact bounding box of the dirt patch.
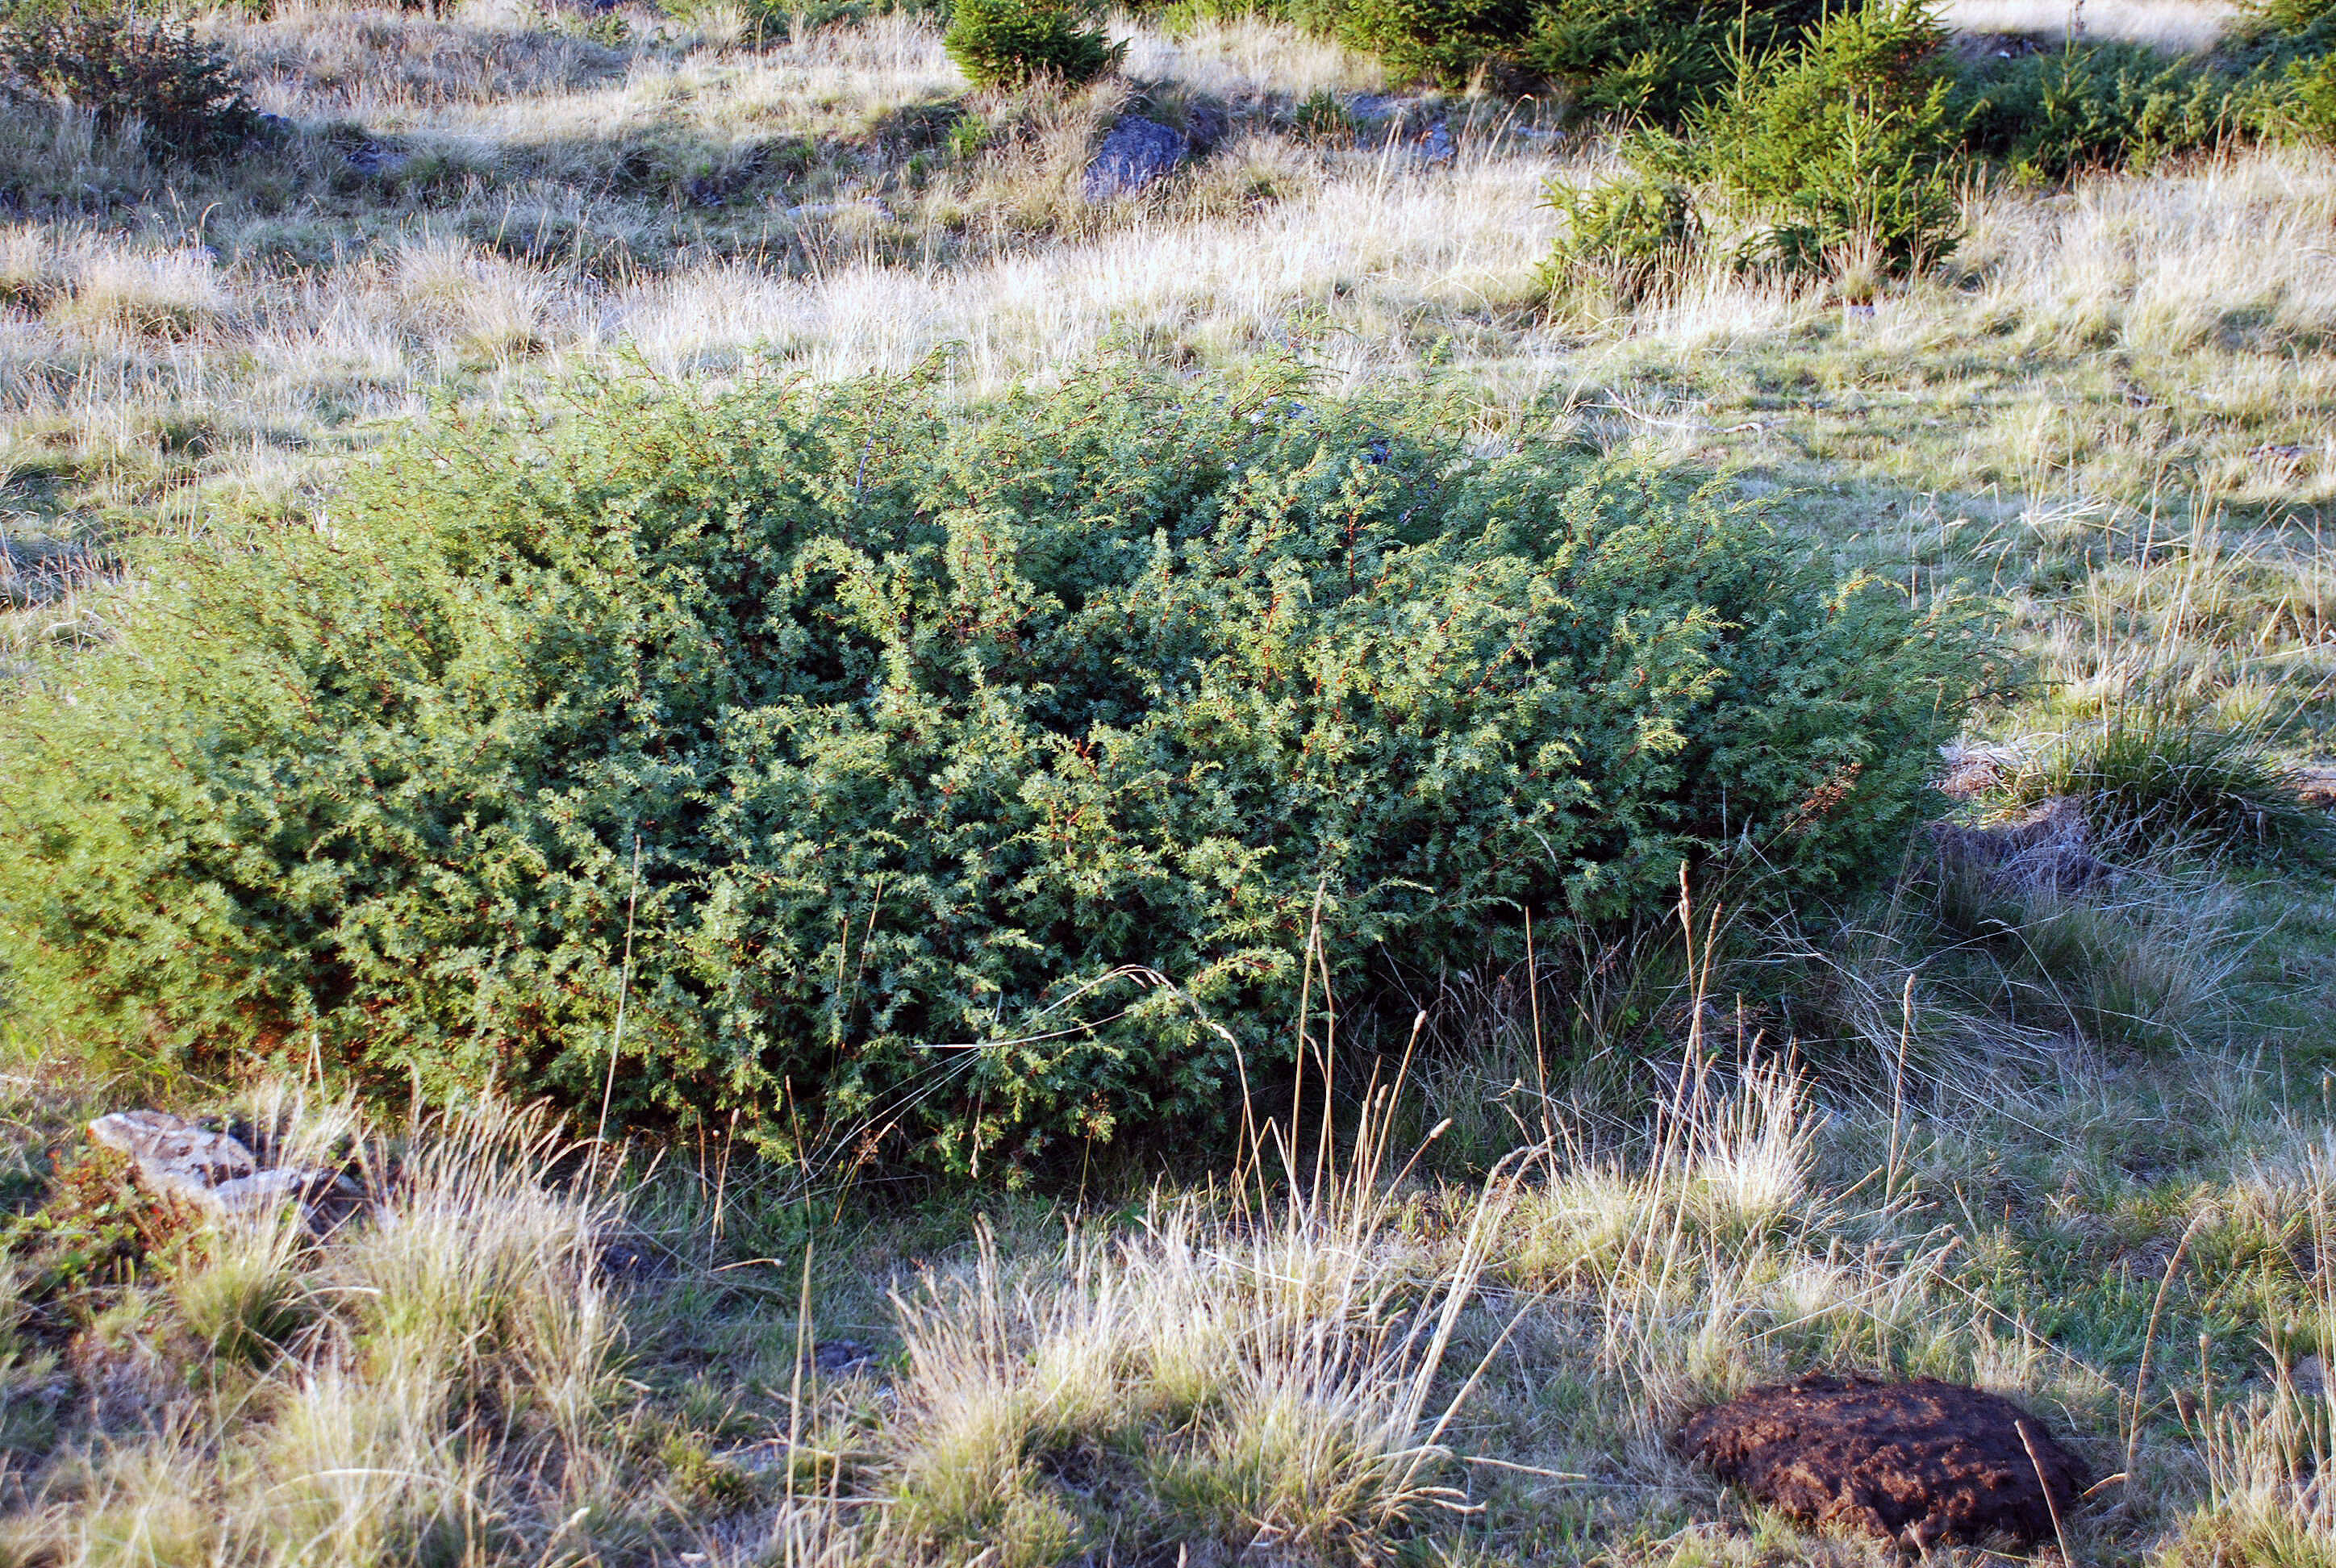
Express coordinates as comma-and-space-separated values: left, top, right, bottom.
2293, 763, 2336, 809
1681, 1374, 2088, 1548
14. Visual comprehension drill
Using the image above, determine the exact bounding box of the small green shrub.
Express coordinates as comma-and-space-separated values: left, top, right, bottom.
1289, 0, 1527, 85
1669, 0, 1966, 273
1517, 0, 1831, 122
2211, 0, 2336, 142
1957, 42, 2244, 180
0, 5, 257, 157
2293, 48, 2336, 136
944, 0, 1124, 91
1539, 171, 1703, 310
1291, 86, 1357, 141
2247, 0, 2336, 139
0, 365, 1996, 1178
1291, 0, 1824, 112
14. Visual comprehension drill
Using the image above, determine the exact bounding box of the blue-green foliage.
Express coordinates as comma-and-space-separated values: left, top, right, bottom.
0, 368, 1993, 1177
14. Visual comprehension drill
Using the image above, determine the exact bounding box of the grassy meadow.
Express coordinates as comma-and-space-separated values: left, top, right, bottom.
3, 0, 2336, 1563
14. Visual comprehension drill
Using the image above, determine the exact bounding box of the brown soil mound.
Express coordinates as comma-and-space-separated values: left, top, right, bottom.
1681, 1374, 2088, 1548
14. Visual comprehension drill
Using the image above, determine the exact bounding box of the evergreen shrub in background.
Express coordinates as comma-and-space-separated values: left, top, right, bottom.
1284, 0, 1828, 114
1671, 0, 1967, 272
1948, 0, 2336, 174
1549, 0, 1966, 296
944, 0, 1124, 90
1512, 0, 1832, 120
0, 365, 1995, 1178
1957, 42, 2239, 181
0, 4, 256, 156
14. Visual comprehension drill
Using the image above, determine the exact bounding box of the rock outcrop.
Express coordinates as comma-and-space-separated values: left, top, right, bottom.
1081, 116, 1187, 202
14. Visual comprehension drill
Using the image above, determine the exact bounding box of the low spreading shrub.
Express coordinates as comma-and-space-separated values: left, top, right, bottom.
2241, 0, 2336, 140
1950, 0, 2336, 177
0, 4, 257, 157
1516, 0, 1830, 122
0, 365, 1996, 1178
2296, 48, 2336, 136
944, 0, 1124, 91
1288, 0, 1528, 87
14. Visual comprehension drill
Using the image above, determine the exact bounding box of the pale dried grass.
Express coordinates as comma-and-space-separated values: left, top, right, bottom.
1938, 0, 2235, 50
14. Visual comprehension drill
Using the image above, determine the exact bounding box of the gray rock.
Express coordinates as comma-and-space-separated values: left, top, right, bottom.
1418, 120, 1454, 164
206, 1166, 359, 1216
344, 141, 409, 177
87, 1111, 357, 1220
1081, 116, 1187, 203
89, 1111, 256, 1204
1346, 94, 1413, 126
1183, 102, 1228, 153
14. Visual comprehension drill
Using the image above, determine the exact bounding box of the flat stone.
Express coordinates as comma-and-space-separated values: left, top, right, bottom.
89, 1111, 257, 1204
205, 1166, 359, 1216
1081, 115, 1187, 202
87, 1111, 357, 1221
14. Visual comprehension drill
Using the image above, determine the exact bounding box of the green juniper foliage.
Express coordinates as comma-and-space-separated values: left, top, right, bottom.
1514, 0, 1833, 122
0, 367, 1993, 1178
1956, 42, 2244, 181
2233, 0, 2336, 140
1288, 0, 1529, 88
1950, 0, 2336, 179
